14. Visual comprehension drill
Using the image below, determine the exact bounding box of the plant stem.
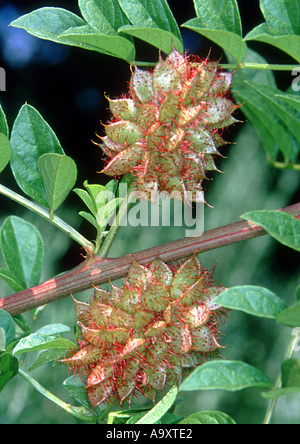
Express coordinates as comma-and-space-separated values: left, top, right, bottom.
0, 184, 95, 253
1, 202, 300, 317
221, 62, 300, 71
263, 335, 298, 425
18, 369, 96, 423
98, 185, 136, 258
268, 160, 300, 171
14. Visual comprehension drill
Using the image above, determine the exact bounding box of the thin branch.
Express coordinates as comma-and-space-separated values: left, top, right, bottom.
1, 203, 300, 316
221, 62, 300, 71
0, 184, 95, 252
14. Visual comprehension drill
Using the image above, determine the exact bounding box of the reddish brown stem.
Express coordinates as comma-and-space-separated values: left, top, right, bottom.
1, 203, 300, 316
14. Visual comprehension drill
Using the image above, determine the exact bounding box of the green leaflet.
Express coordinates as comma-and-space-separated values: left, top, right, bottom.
242, 210, 300, 252
182, 0, 246, 62
214, 286, 287, 319
0, 133, 12, 175
180, 360, 272, 392
231, 72, 300, 164
10, 6, 135, 62
0, 352, 19, 393
0, 216, 44, 291
74, 180, 121, 231
0, 310, 15, 348
180, 411, 236, 425
118, 0, 183, 54
276, 301, 300, 328
10, 104, 65, 206
38, 154, 78, 218
260, 0, 300, 35
79, 0, 130, 35
13, 324, 72, 356
245, 0, 300, 63
193, 0, 243, 34
0, 103, 9, 137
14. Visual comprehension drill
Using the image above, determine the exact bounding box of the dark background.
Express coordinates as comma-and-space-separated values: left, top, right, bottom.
0, 0, 299, 424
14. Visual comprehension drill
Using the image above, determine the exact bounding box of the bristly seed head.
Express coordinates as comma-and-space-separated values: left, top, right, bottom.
61, 256, 227, 408
97, 49, 239, 204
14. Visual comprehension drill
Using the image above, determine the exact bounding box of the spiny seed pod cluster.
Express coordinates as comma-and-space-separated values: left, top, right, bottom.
62, 255, 226, 408
98, 49, 238, 203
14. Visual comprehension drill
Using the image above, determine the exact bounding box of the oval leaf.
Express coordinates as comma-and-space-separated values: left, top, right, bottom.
0, 103, 9, 137
38, 153, 77, 217
0, 216, 44, 290
242, 210, 300, 252
276, 300, 300, 327
180, 360, 272, 392
13, 324, 72, 356
180, 411, 236, 425
214, 286, 287, 319
10, 104, 65, 205
192, 0, 243, 35
118, 0, 183, 53
0, 352, 19, 392
0, 309, 15, 348
0, 133, 11, 174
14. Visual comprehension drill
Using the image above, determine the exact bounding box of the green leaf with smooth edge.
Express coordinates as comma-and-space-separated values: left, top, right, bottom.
277, 93, 300, 113
118, 0, 183, 54
260, 0, 300, 35
276, 300, 300, 327
245, 23, 300, 64
0, 310, 15, 348
36, 324, 71, 336
0, 104, 9, 137
38, 154, 77, 217
232, 81, 295, 162
0, 269, 24, 293
136, 385, 178, 424
79, 0, 129, 35
0, 133, 11, 174
0, 352, 19, 392
10, 8, 90, 49
0, 216, 44, 290
242, 210, 300, 252
262, 359, 300, 399
182, 18, 247, 63
193, 0, 243, 35
60, 25, 135, 63
79, 211, 98, 229
29, 349, 69, 371
11, 7, 132, 60
243, 82, 300, 145
13, 324, 72, 356
214, 286, 287, 319
0, 329, 5, 351
180, 360, 272, 392
180, 411, 236, 425
10, 104, 64, 206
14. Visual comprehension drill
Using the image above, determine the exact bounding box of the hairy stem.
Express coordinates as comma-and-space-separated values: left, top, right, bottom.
1, 203, 300, 316
0, 184, 94, 253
